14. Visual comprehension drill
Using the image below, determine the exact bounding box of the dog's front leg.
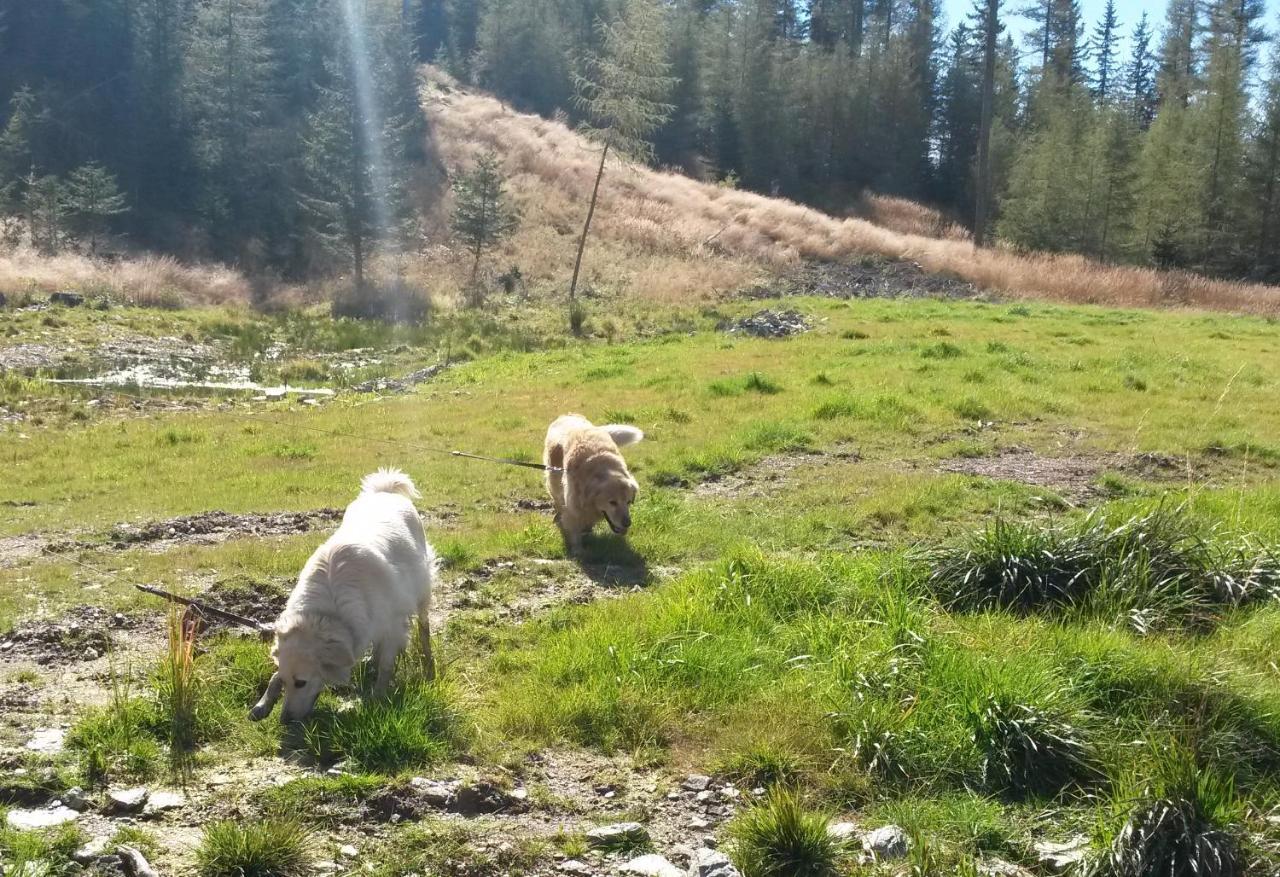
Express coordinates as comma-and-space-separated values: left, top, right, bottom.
249, 672, 283, 721
372, 644, 397, 697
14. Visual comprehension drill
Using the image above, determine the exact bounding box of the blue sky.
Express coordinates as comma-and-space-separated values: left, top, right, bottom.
938, 0, 1171, 60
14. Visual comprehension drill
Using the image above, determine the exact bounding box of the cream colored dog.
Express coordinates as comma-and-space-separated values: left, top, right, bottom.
250, 469, 436, 723
544, 414, 643, 553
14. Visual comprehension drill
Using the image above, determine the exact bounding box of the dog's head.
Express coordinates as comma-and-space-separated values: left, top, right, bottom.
592, 472, 639, 535
271, 619, 357, 723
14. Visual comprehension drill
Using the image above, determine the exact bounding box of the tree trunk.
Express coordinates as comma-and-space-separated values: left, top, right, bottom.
353, 233, 364, 289
569, 140, 610, 304
973, 0, 998, 247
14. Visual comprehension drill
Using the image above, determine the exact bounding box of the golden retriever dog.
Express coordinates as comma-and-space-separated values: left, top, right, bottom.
250, 469, 436, 723
544, 414, 643, 553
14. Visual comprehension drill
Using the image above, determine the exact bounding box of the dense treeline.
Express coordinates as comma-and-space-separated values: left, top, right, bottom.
0, 0, 424, 282
3, 0, 1280, 282
422, 0, 1280, 281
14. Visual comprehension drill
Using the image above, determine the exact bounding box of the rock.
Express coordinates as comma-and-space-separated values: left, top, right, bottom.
695, 790, 714, 803
619, 854, 682, 877
688, 848, 741, 877
142, 790, 185, 816
50, 291, 84, 307
107, 787, 149, 814
1035, 836, 1090, 873
118, 845, 158, 877
682, 775, 712, 792
726, 309, 810, 338
339, 845, 359, 859
862, 825, 910, 861
560, 861, 593, 875
63, 787, 89, 812
689, 817, 711, 830
408, 776, 457, 808
587, 822, 649, 848
74, 836, 110, 864
264, 387, 287, 401
978, 859, 1036, 877
25, 728, 65, 754
827, 822, 859, 842
510, 787, 528, 803
6, 806, 80, 830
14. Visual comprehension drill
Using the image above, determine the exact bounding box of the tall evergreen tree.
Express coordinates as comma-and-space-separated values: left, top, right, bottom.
451, 151, 519, 281
1125, 12, 1158, 126
64, 163, 130, 255
1088, 0, 1120, 102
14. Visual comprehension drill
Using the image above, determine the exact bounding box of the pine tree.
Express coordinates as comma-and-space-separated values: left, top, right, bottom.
1125, 12, 1158, 126
1247, 48, 1280, 276
1156, 0, 1198, 107
1088, 0, 1120, 102
300, 0, 420, 291
567, 0, 675, 312
64, 163, 129, 255
23, 173, 66, 254
0, 88, 40, 210
183, 0, 276, 252
973, 0, 1001, 245
451, 151, 519, 282
474, 0, 573, 116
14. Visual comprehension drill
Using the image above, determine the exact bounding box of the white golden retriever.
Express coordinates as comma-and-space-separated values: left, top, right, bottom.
250, 469, 436, 723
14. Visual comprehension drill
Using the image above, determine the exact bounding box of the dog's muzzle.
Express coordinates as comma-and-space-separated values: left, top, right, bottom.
607, 515, 629, 535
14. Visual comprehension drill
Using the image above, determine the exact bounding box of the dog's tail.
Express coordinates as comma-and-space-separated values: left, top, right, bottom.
601, 424, 644, 448
360, 468, 420, 499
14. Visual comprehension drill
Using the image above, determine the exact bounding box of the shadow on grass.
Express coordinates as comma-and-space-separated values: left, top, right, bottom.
573, 532, 650, 587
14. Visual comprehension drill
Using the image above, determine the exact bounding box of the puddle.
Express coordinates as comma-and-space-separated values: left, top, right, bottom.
50, 362, 334, 397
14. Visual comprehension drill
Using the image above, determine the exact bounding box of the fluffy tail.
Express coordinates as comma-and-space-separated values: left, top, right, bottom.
360, 468, 420, 499
602, 424, 644, 448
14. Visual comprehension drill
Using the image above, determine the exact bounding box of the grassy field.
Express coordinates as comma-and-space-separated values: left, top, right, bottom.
3, 290, 1280, 875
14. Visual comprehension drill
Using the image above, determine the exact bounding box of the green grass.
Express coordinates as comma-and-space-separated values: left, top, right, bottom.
6, 293, 1280, 871
727, 788, 844, 877
196, 818, 313, 877
0, 818, 84, 877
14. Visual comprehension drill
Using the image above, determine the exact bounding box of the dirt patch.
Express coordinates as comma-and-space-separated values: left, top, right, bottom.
96, 508, 344, 550
693, 446, 861, 500
0, 606, 137, 664
938, 447, 1191, 502
0, 534, 46, 569
742, 258, 982, 301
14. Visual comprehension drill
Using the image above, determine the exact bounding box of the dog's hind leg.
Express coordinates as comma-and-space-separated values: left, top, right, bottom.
249, 672, 283, 721
417, 598, 435, 682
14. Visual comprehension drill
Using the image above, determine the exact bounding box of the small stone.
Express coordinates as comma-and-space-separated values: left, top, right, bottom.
6, 806, 80, 830
718, 787, 740, 801
74, 836, 110, 864
687, 848, 740, 877
560, 861, 592, 875
25, 728, 65, 754
107, 787, 149, 814
682, 775, 712, 792
977, 859, 1036, 877
689, 817, 711, 830
1034, 836, 1091, 874
695, 790, 714, 803
339, 845, 359, 859
619, 854, 682, 877
63, 787, 89, 812
862, 825, 910, 861
143, 790, 185, 816
264, 387, 287, 401
510, 788, 528, 802
827, 822, 859, 842
586, 822, 649, 848
666, 792, 681, 801
118, 845, 159, 877
751, 787, 766, 797
206, 773, 231, 787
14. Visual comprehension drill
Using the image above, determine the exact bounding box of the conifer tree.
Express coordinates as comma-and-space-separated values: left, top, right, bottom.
64, 163, 129, 255
567, 0, 675, 311
1125, 13, 1158, 126
1088, 0, 1120, 102
451, 151, 519, 281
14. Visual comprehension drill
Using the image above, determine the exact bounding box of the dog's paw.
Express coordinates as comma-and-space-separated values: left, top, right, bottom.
248, 703, 271, 722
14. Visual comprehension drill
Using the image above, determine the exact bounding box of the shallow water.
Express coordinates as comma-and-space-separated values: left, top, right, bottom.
49, 361, 335, 396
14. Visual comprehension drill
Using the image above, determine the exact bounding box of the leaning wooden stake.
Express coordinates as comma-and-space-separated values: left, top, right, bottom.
134, 583, 273, 640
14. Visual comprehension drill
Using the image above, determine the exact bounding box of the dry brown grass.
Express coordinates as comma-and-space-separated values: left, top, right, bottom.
855, 193, 970, 242
422, 68, 1280, 315
0, 247, 253, 308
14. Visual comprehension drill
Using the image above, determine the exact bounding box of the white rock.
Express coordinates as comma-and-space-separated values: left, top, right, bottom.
862, 825, 910, 861
587, 822, 649, 848
339, 844, 359, 859
978, 859, 1036, 877
695, 791, 714, 803
689, 816, 711, 830
827, 822, 859, 842
6, 806, 80, 830
560, 862, 592, 875
264, 387, 287, 400
63, 787, 89, 812
107, 787, 149, 814
25, 728, 65, 754
73, 835, 110, 863
687, 848, 740, 877
619, 854, 682, 877
682, 775, 712, 792
143, 790, 186, 816
1034, 836, 1091, 873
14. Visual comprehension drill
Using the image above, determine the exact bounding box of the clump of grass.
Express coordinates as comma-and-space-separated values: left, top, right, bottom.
68, 672, 160, 786
1092, 745, 1243, 877
921, 341, 963, 359
155, 611, 200, 756
0, 819, 84, 876
924, 507, 1280, 623
744, 372, 782, 394
196, 818, 313, 877
300, 668, 465, 772
967, 692, 1098, 798
728, 787, 843, 877
718, 743, 809, 789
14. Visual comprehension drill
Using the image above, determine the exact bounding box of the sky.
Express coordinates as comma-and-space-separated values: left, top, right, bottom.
937, 0, 1172, 60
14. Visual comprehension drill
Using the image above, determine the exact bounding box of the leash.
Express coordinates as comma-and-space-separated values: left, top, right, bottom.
34, 380, 563, 473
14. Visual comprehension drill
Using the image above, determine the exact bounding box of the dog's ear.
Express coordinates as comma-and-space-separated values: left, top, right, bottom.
316, 632, 357, 683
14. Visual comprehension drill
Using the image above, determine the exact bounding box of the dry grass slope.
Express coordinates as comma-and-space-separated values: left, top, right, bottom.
0, 248, 252, 307
424, 68, 1280, 315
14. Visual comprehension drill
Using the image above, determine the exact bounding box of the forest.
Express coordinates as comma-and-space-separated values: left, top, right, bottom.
1, 0, 1278, 283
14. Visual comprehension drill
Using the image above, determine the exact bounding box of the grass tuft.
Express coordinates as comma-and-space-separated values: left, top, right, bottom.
967, 692, 1098, 798
196, 818, 313, 877
727, 787, 843, 877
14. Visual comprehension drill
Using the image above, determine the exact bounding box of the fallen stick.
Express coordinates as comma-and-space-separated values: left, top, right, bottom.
134, 583, 273, 639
